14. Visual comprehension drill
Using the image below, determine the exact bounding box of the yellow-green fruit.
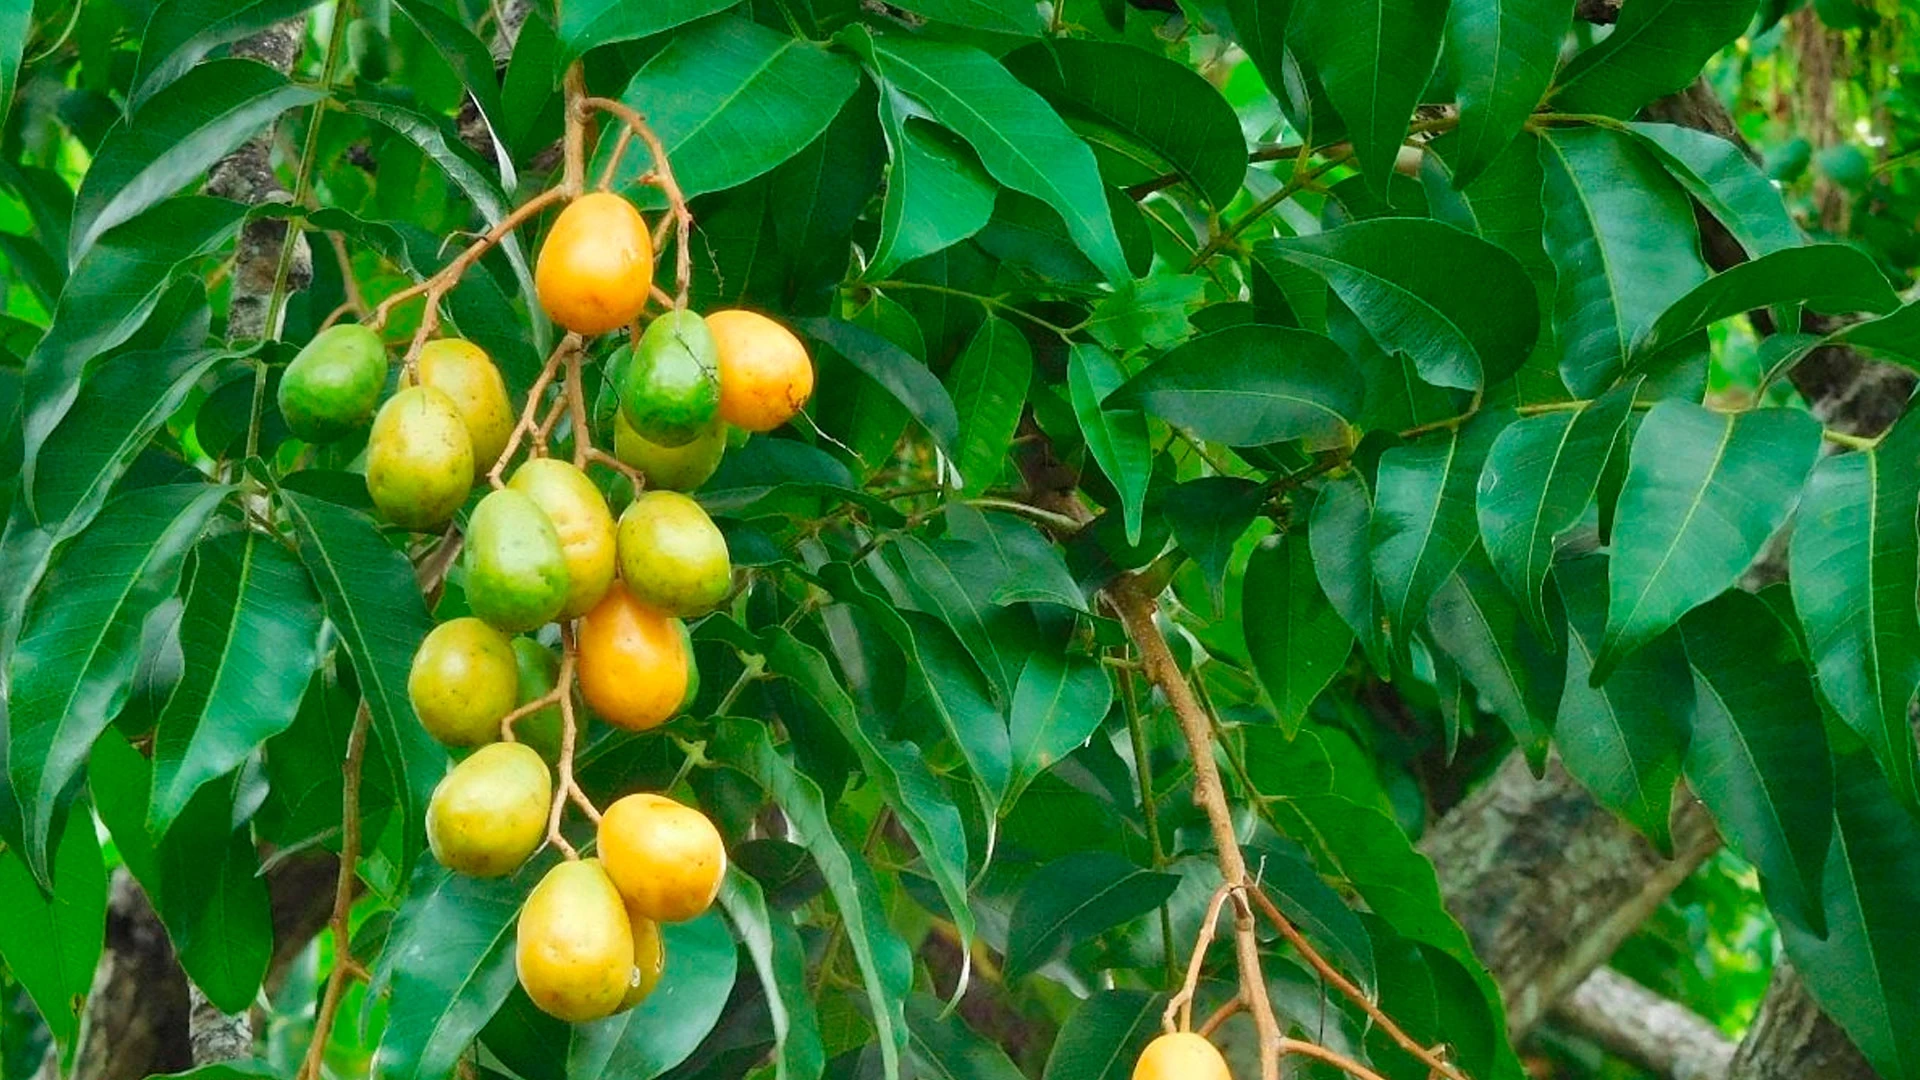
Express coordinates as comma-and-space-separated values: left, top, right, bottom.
599, 793, 726, 923
367, 386, 475, 529
517, 859, 635, 1022
619, 310, 720, 448
409, 617, 518, 746
278, 323, 388, 442
508, 459, 616, 617
426, 742, 551, 877
620, 907, 666, 1010
465, 488, 570, 633
677, 620, 700, 712
615, 491, 731, 617
1132, 1033, 1231, 1080
410, 339, 514, 478
510, 637, 563, 763
614, 412, 726, 492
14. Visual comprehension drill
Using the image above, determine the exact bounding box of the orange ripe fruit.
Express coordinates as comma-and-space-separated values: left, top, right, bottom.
599, 793, 727, 923
706, 310, 814, 432
1133, 1033, 1232, 1080
535, 193, 654, 335
576, 581, 689, 731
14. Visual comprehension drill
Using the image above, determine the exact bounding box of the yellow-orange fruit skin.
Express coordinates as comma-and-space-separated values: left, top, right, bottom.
619, 908, 666, 1010
576, 582, 689, 731
1132, 1033, 1232, 1080
535, 193, 654, 335
516, 859, 635, 1023
706, 309, 813, 432
598, 793, 726, 924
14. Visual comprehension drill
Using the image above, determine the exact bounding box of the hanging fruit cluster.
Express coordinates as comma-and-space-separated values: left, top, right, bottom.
272, 93, 814, 1025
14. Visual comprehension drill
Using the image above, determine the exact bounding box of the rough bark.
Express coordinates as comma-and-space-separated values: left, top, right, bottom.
207, 20, 312, 341
1726, 959, 1877, 1080
1552, 968, 1736, 1080
65, 874, 194, 1080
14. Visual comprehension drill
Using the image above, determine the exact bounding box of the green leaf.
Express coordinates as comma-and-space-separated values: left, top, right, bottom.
1442, 0, 1574, 187
905, 995, 1027, 1080
1067, 344, 1151, 547
712, 717, 911, 1080
1246, 533, 1353, 734
1830, 300, 1920, 369
891, 0, 1045, 34
1083, 277, 1207, 355
0, 0, 31, 133
1627, 123, 1803, 259
1003, 39, 1246, 205
1166, 477, 1263, 609
1108, 325, 1362, 446
6, 484, 228, 880
281, 491, 447, 872
69, 59, 320, 263
1289, 0, 1449, 191
393, 0, 510, 175
797, 317, 960, 457
1041, 991, 1165, 1080
130, 0, 321, 108
895, 536, 1026, 697
1259, 220, 1539, 390
1475, 382, 1636, 633
0, 803, 105, 1043
867, 89, 996, 280
1006, 651, 1114, 811
1597, 401, 1821, 682
1312, 472, 1389, 673
947, 317, 1033, 496
601, 18, 860, 203
1552, 0, 1759, 118
1552, 555, 1688, 852
1370, 413, 1505, 656
558, 0, 735, 55
1777, 752, 1920, 1080
717, 872, 825, 1080
1003, 852, 1179, 978
1540, 127, 1711, 396
770, 84, 886, 303
843, 28, 1129, 284
148, 532, 324, 835
1246, 836, 1379, 994
1426, 548, 1563, 771
1634, 244, 1900, 365
373, 864, 526, 1080
1680, 590, 1832, 936
1790, 409, 1920, 809
567, 912, 738, 1080
949, 508, 1088, 612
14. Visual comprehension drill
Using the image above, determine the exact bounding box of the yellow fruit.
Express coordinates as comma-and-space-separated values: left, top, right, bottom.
465, 488, 571, 633
366, 386, 474, 529
409, 617, 519, 747
516, 859, 634, 1022
508, 459, 616, 618
620, 907, 666, 1010
278, 323, 388, 443
615, 491, 731, 618
409, 339, 515, 478
535, 193, 654, 335
576, 582, 689, 732
613, 412, 726, 492
510, 637, 563, 763
1133, 1033, 1232, 1080
426, 742, 551, 878
598, 793, 726, 924
707, 309, 813, 432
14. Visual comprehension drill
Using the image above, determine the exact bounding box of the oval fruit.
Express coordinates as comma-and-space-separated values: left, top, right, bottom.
621, 907, 665, 1010
576, 582, 689, 731
614, 412, 726, 492
427, 742, 551, 877
508, 459, 616, 617
409, 617, 519, 746
1133, 1033, 1232, 1080
707, 310, 813, 433
616, 491, 731, 618
409, 339, 514, 478
599, 793, 726, 923
535, 193, 654, 335
465, 489, 571, 633
510, 637, 564, 763
278, 323, 388, 442
516, 859, 635, 1022
367, 386, 474, 529
620, 310, 720, 448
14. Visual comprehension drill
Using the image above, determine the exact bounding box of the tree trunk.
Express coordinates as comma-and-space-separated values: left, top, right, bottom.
1726, 959, 1877, 1080
1552, 968, 1736, 1080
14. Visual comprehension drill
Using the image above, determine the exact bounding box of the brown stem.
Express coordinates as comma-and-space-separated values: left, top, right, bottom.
487, 337, 574, 488
582, 96, 694, 305
546, 625, 584, 859
566, 343, 593, 469
1278, 1038, 1394, 1080
562, 64, 588, 197
296, 703, 368, 1080
1197, 998, 1244, 1038
586, 448, 647, 489
1165, 883, 1235, 1033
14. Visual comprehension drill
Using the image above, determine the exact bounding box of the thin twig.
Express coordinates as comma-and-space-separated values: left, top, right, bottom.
488, 337, 574, 488
1165, 882, 1236, 1034
296, 703, 369, 1080
1277, 1038, 1394, 1080
545, 624, 583, 859
582, 96, 694, 304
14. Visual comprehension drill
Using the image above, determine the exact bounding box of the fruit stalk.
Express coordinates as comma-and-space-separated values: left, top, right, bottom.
297, 703, 370, 1080
486, 336, 575, 489
583, 97, 694, 305
545, 624, 588, 858
1162, 881, 1234, 1033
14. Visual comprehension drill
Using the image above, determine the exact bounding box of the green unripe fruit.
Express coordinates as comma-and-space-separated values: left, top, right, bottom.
614, 412, 727, 492
619, 310, 720, 448
278, 324, 388, 442
409, 617, 518, 747
366, 386, 474, 530
427, 742, 552, 878
465, 488, 570, 633
615, 490, 732, 618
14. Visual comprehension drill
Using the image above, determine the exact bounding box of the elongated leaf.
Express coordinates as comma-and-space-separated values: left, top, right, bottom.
130, 0, 320, 108
947, 317, 1032, 495
6, 484, 228, 880
70, 60, 319, 263
1427, 548, 1563, 770
1371, 413, 1505, 654
1042, 992, 1165, 1080
1540, 127, 1710, 396
0, 0, 30, 133
1248, 836, 1379, 994
892, 0, 1045, 34
1476, 382, 1635, 632
1791, 409, 1920, 808
1004, 852, 1179, 978
906, 995, 1027, 1080
0, 803, 105, 1043
712, 718, 911, 1080
1627, 123, 1803, 259
394, 0, 511, 181
1832, 301, 1920, 371
1443, 0, 1575, 187
1006, 651, 1114, 811
1003, 40, 1245, 205
373, 864, 527, 1080
568, 913, 738, 1080
718, 872, 825, 1080
770, 84, 886, 303
558, 0, 734, 55
797, 317, 959, 456
949, 507, 1087, 612
1552, 0, 1759, 117
1681, 590, 1832, 934
1553, 556, 1688, 851
1635, 244, 1900, 364
867, 88, 996, 280
1246, 532, 1353, 734
149, 532, 324, 834
843, 28, 1129, 284
282, 492, 446, 870
896, 536, 1026, 697
1166, 477, 1262, 609
1312, 472, 1389, 673
1069, 345, 1151, 547
1597, 401, 1821, 681
1289, 0, 1449, 191
1108, 325, 1362, 446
